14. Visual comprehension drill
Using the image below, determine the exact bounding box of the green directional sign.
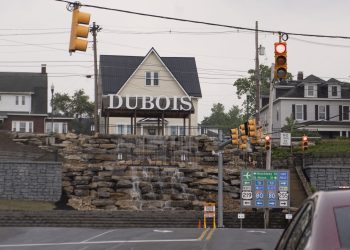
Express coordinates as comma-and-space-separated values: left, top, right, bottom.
240, 169, 290, 209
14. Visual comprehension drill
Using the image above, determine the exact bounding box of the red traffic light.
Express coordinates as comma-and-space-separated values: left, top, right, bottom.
275, 43, 286, 54
274, 42, 287, 79
265, 135, 271, 141
302, 135, 308, 141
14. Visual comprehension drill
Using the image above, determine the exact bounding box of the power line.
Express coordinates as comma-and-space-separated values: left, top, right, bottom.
55, 0, 350, 40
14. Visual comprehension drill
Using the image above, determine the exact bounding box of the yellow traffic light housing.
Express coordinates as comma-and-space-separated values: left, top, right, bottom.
230, 128, 239, 145
265, 135, 271, 151
301, 135, 308, 151
248, 118, 256, 137
69, 8, 91, 53
274, 42, 287, 80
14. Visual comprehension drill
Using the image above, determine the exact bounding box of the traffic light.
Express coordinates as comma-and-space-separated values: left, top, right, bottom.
274, 42, 287, 80
230, 128, 239, 145
239, 123, 248, 150
265, 135, 271, 150
69, 8, 91, 53
248, 118, 257, 137
301, 135, 308, 151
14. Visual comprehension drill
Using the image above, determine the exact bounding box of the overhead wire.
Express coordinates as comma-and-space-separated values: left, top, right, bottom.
55, 0, 350, 40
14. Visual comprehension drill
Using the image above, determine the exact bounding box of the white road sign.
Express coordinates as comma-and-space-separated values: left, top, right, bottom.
241, 191, 253, 200
280, 133, 291, 146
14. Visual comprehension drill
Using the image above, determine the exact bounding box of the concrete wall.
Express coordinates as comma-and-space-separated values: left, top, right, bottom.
0, 161, 62, 201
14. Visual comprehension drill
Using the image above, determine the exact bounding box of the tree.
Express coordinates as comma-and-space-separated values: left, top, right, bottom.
201, 103, 244, 133
52, 93, 71, 116
70, 89, 94, 118
52, 89, 94, 118
234, 65, 292, 118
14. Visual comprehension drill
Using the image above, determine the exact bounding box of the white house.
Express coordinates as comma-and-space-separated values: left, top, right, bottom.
99, 48, 202, 136
260, 73, 350, 138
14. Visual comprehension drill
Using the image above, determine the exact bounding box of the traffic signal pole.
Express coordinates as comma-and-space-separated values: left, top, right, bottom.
91, 22, 102, 134
264, 64, 275, 229
266, 64, 274, 170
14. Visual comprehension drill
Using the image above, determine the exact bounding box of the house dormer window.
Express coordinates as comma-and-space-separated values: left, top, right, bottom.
145, 72, 159, 86
305, 84, 317, 97
329, 85, 340, 98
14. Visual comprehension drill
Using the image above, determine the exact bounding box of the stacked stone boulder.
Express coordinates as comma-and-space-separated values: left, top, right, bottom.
12, 132, 243, 211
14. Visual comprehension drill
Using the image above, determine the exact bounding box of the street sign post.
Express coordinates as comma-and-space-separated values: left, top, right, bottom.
240, 170, 290, 209
203, 203, 216, 229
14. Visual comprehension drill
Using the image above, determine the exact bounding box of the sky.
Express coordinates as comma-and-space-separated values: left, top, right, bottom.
1, 0, 350, 122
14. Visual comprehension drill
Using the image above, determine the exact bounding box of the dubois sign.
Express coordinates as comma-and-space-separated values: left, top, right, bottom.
106, 95, 193, 111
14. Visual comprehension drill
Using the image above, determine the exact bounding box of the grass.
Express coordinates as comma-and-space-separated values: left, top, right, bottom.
270, 138, 350, 159
0, 199, 56, 211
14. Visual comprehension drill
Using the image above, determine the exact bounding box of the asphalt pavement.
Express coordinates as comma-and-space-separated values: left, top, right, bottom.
0, 227, 283, 250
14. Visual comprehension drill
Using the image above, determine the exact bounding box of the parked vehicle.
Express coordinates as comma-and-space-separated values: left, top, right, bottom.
275, 190, 350, 250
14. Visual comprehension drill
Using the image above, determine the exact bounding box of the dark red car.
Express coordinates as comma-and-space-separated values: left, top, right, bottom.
275, 190, 350, 250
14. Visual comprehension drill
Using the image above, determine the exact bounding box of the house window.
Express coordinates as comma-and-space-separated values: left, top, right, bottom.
170, 126, 178, 136
22, 96, 25, 105
126, 125, 132, 134
343, 106, 350, 121
28, 122, 33, 133
19, 122, 26, 132
295, 104, 303, 120
318, 105, 326, 120
15, 96, 19, 105
12, 121, 33, 132
145, 72, 159, 86
332, 86, 338, 97
117, 125, 124, 134
179, 126, 186, 135
305, 85, 316, 97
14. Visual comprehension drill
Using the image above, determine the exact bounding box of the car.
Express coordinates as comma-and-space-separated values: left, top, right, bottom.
275, 190, 350, 250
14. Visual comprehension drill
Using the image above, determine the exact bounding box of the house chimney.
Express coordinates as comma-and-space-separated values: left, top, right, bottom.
41, 64, 47, 74
297, 71, 303, 81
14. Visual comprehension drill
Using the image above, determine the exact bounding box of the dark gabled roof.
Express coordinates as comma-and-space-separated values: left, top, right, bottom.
0, 72, 48, 114
0, 72, 47, 92
273, 75, 350, 99
326, 78, 342, 84
302, 74, 325, 84
100, 49, 202, 97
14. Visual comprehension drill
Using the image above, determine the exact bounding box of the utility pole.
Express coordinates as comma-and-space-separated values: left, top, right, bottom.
266, 64, 274, 170
91, 22, 102, 134
255, 21, 260, 124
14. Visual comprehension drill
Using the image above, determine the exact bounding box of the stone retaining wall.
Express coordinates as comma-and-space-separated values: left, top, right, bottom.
13, 133, 243, 211
304, 165, 350, 191
0, 161, 62, 201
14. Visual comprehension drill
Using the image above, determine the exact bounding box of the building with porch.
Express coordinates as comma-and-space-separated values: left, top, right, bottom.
100, 48, 202, 135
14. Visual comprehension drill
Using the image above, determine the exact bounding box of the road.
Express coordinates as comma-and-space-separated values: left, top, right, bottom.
0, 227, 283, 250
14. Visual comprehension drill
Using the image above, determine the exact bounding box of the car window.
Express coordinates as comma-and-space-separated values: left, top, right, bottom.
275, 201, 313, 250
334, 206, 350, 248
285, 203, 313, 250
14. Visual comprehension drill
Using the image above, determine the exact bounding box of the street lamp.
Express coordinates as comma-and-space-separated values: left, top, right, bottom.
51, 84, 54, 135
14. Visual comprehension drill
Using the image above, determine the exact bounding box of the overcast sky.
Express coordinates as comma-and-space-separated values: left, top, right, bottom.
1, 0, 350, 122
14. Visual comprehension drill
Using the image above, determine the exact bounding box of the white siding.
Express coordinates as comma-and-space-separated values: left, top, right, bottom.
0, 94, 31, 112
118, 52, 187, 97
